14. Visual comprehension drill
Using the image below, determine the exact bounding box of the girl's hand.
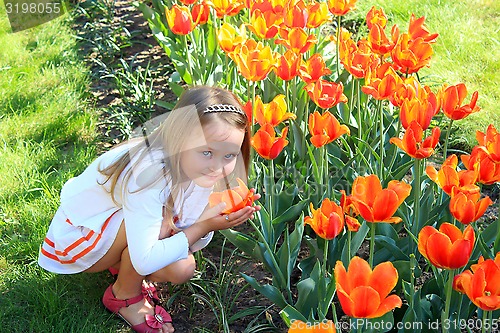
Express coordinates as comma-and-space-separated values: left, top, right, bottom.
198, 190, 261, 231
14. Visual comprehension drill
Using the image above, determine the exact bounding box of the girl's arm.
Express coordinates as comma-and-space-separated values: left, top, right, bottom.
182, 202, 258, 247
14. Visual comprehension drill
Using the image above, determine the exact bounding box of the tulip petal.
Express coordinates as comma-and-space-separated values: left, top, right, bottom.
369, 262, 399, 298
425, 232, 453, 269
349, 286, 381, 318
448, 239, 474, 269
370, 294, 402, 319
346, 256, 372, 291
418, 225, 438, 259
372, 189, 399, 221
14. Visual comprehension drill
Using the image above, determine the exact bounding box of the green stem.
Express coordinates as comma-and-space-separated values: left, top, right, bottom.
335, 15, 341, 78
269, 158, 275, 221
411, 158, 422, 256
347, 230, 352, 261
183, 35, 193, 82
443, 119, 453, 160
369, 222, 376, 268
442, 269, 455, 333
481, 310, 488, 333
248, 219, 292, 302
377, 100, 384, 179
323, 238, 329, 276
356, 79, 362, 140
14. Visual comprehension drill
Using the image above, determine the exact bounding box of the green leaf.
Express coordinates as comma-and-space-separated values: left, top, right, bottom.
240, 273, 288, 309
280, 305, 308, 326
273, 200, 308, 226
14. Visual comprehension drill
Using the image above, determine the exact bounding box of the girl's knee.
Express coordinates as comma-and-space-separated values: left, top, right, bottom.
149, 254, 196, 284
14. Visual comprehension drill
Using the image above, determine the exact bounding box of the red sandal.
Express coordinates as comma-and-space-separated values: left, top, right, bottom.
102, 284, 172, 333
108, 268, 160, 304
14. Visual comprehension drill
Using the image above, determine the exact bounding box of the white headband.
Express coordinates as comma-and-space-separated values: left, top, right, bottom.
203, 104, 246, 116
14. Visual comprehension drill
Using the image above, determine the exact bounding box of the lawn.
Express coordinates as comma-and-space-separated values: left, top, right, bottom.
1, 0, 499, 332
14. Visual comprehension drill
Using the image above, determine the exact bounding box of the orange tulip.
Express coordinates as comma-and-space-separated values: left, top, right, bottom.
408, 14, 438, 43
192, 2, 210, 25
395, 78, 439, 129
275, 27, 317, 54
362, 63, 401, 101
305, 79, 348, 109
418, 223, 475, 270
254, 94, 296, 127
449, 187, 493, 225
247, 8, 280, 39
453, 253, 500, 311
425, 154, 478, 196
179, 0, 197, 4
340, 190, 361, 232
275, 50, 301, 81
366, 6, 387, 30
251, 124, 289, 159
339, 38, 380, 79
208, 178, 256, 214
350, 174, 411, 223
304, 198, 345, 240
461, 146, 500, 185
367, 23, 397, 56
282, 0, 308, 28
289, 320, 337, 333
165, 5, 196, 35
327, 0, 357, 16
209, 0, 245, 18
306, 1, 329, 28
438, 83, 481, 121
335, 256, 402, 319
476, 124, 500, 163
392, 33, 434, 74
308, 111, 349, 148
217, 23, 247, 54
390, 121, 441, 159
299, 53, 332, 84
230, 39, 276, 81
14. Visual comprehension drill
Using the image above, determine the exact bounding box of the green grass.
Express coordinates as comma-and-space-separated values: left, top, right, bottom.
351, 0, 500, 149
0, 1, 122, 332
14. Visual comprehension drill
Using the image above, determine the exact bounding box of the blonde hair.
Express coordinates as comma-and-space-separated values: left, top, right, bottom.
98, 85, 250, 232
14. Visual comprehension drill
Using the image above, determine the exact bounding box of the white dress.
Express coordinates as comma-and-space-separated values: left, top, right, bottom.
38, 143, 214, 275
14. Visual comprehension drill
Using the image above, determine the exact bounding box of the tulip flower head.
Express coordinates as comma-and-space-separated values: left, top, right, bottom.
299, 53, 332, 84
327, 0, 357, 16
439, 83, 481, 121
418, 223, 475, 270
230, 39, 276, 81
255, 94, 297, 127
476, 124, 500, 163
251, 124, 289, 159
350, 174, 411, 223
304, 198, 345, 240
453, 253, 500, 311
165, 4, 196, 35
208, 178, 255, 214
335, 256, 402, 318
425, 154, 478, 196
389, 121, 441, 159
449, 186, 493, 225
366, 6, 387, 30
308, 111, 350, 148
305, 79, 348, 109
461, 146, 500, 185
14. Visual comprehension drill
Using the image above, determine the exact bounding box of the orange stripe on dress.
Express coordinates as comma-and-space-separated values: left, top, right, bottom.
42, 211, 117, 264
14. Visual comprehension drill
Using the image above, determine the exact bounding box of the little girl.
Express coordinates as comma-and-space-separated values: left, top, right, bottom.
38, 86, 261, 333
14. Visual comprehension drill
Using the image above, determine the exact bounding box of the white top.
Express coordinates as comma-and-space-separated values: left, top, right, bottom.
53, 142, 213, 276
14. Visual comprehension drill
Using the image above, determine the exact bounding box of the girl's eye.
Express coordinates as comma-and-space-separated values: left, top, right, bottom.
202, 151, 212, 157
224, 153, 236, 159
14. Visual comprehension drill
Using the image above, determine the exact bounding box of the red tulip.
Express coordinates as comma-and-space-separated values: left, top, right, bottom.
454, 253, 500, 311
335, 256, 402, 318
305, 79, 348, 109
304, 198, 345, 240
418, 223, 475, 270
449, 187, 493, 225
425, 154, 478, 196
251, 124, 289, 159
439, 83, 481, 121
308, 111, 350, 148
390, 121, 441, 159
476, 124, 500, 163
350, 174, 411, 223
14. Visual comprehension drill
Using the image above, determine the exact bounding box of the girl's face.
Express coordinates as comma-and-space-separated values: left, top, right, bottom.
179, 119, 245, 188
